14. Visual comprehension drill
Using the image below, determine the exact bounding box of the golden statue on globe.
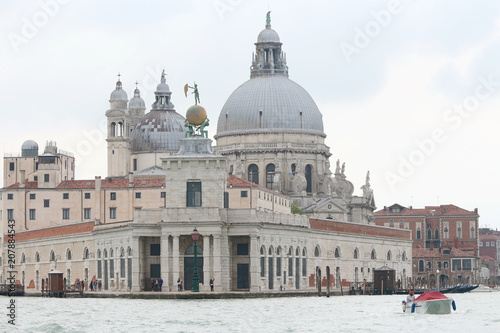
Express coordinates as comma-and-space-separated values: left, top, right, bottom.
184, 82, 209, 138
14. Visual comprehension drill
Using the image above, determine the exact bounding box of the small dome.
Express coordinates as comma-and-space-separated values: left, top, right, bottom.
257, 28, 280, 43
131, 110, 186, 152
110, 81, 128, 101
21, 140, 39, 157
156, 82, 170, 93
129, 88, 145, 109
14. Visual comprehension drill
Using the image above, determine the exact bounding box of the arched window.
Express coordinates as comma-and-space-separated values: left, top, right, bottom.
371, 249, 376, 260
104, 249, 108, 258
314, 246, 320, 257
334, 247, 340, 258
66, 249, 72, 261
470, 226, 475, 239
185, 245, 203, 255
457, 227, 462, 239
276, 247, 281, 256
402, 251, 407, 262
97, 250, 101, 259
83, 248, 89, 260
295, 247, 300, 256
120, 247, 125, 257
435, 228, 439, 240
21, 253, 26, 264
117, 121, 124, 137
291, 163, 296, 176
387, 250, 392, 261
50, 250, 56, 262
110, 249, 114, 258
427, 228, 432, 240
418, 260, 424, 272
127, 247, 132, 256
260, 246, 266, 277
248, 164, 259, 184
305, 164, 312, 193
265, 164, 275, 189
444, 227, 449, 239
302, 248, 307, 276
110, 122, 116, 137
35, 252, 40, 263
354, 248, 359, 259
268, 246, 273, 256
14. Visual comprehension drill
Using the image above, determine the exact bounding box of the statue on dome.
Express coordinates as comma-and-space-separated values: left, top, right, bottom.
266, 11, 271, 27
185, 82, 200, 105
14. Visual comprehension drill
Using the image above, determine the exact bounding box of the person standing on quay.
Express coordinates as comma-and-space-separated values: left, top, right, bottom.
98, 280, 102, 291
159, 278, 163, 292
210, 278, 214, 291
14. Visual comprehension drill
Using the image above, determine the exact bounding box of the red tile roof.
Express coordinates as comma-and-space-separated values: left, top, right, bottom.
374, 203, 477, 217
480, 234, 500, 240
5, 181, 38, 189
226, 175, 269, 191
56, 177, 166, 189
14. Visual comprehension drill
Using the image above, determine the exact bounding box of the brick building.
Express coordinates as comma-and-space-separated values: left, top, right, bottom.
374, 203, 480, 287
479, 231, 500, 283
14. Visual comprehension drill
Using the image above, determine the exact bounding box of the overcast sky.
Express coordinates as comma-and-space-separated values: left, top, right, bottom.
1, 0, 499, 230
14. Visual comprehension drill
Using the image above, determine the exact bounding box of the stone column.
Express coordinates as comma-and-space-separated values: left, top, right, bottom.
250, 235, 260, 292
203, 235, 211, 292
131, 236, 141, 292
172, 234, 180, 290
160, 232, 169, 291
213, 234, 222, 291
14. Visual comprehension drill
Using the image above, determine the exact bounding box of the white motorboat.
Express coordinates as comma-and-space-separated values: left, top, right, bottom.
402, 291, 456, 314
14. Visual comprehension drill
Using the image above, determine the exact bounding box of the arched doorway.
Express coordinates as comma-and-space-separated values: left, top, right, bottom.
184, 245, 204, 291
248, 164, 259, 184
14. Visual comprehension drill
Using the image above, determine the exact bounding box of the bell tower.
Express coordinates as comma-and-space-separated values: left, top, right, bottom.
106, 74, 131, 177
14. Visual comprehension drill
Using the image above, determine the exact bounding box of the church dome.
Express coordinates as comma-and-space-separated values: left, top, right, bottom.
131, 110, 185, 152
216, 75, 324, 135
129, 88, 145, 109
257, 28, 280, 43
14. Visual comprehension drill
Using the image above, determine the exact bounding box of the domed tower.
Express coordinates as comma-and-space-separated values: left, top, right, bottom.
21, 140, 39, 157
214, 13, 332, 208
129, 71, 186, 173
106, 75, 131, 177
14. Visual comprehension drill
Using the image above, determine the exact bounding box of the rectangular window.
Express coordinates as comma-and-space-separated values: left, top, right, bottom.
302, 258, 307, 276
486, 242, 490, 247
288, 257, 293, 277
120, 258, 125, 278
150, 264, 161, 278
160, 192, 166, 198
479, 242, 483, 247
187, 181, 202, 207
150, 244, 160, 256
452, 259, 461, 271
276, 257, 281, 276
437, 261, 442, 269
133, 158, 137, 171
84, 193, 91, 199
110, 208, 116, 219
241, 191, 248, 198
44, 199, 50, 207
463, 259, 472, 271
63, 193, 69, 199
135, 192, 141, 199
237, 243, 249, 255
110, 192, 116, 200
29, 193, 36, 200
7, 209, 14, 220
29, 209, 36, 220
9, 162, 14, 171
7, 193, 13, 200
84, 208, 91, 219
34, 176, 38, 181
44, 174, 49, 182
62, 208, 70, 219
110, 259, 114, 277
97, 260, 102, 278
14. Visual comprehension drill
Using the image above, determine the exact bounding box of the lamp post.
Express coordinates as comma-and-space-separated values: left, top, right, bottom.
437, 269, 440, 292
191, 228, 200, 292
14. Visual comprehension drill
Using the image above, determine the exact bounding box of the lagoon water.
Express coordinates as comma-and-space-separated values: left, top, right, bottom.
2, 292, 500, 332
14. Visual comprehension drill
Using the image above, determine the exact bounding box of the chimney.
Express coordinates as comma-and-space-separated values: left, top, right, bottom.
95, 176, 101, 192
128, 172, 134, 188
384, 206, 387, 211
19, 170, 26, 188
